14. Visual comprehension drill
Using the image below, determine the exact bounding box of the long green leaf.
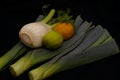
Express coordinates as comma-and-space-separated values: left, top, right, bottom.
73, 15, 83, 31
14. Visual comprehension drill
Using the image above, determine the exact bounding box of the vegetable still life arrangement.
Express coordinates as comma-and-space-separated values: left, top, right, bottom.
0, 6, 119, 80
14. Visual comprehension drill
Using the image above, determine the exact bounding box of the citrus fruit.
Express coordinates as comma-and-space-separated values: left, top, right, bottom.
43, 30, 63, 49
53, 22, 74, 40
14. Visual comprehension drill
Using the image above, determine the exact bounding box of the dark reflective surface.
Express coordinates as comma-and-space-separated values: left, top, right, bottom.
0, 0, 119, 80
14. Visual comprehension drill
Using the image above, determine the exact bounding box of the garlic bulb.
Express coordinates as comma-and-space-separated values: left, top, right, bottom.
19, 22, 51, 48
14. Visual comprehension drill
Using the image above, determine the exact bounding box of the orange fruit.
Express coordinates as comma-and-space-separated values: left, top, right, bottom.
53, 22, 74, 40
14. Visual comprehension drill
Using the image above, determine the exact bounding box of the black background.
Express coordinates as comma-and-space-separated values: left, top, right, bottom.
0, 0, 120, 80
